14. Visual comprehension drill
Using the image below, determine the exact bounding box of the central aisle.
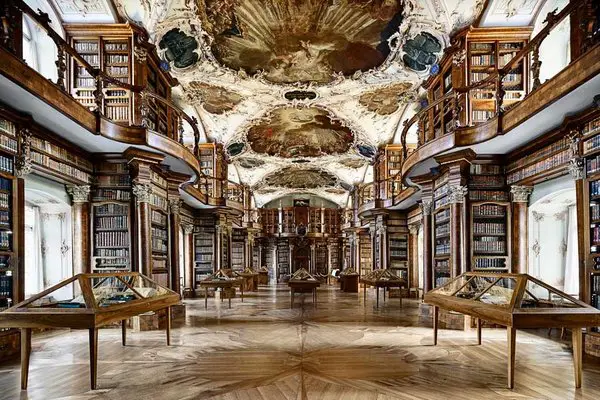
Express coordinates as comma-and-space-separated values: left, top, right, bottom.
1, 284, 599, 399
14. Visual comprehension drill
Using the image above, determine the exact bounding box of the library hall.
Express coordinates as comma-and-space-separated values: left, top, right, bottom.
1, 0, 600, 398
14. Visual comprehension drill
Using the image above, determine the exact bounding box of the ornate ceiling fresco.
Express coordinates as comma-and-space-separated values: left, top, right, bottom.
122, 0, 487, 206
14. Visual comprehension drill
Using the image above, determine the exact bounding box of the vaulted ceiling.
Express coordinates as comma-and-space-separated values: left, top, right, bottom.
113, 0, 491, 206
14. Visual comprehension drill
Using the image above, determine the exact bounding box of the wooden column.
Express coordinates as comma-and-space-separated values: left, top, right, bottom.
67, 185, 91, 274
132, 181, 153, 276
510, 186, 532, 274
310, 244, 316, 273
168, 199, 182, 293
421, 201, 433, 293
182, 224, 195, 294
449, 185, 467, 278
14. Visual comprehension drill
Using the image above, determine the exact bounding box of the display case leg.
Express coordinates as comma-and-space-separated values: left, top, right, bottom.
89, 328, 98, 390
363, 284, 367, 304
241, 286, 244, 303
572, 327, 583, 388
121, 320, 127, 346
376, 288, 379, 309
507, 326, 516, 389
20, 328, 31, 390
433, 306, 438, 346
205, 288, 208, 309
477, 318, 482, 345
314, 288, 317, 309
166, 307, 172, 346
291, 289, 294, 308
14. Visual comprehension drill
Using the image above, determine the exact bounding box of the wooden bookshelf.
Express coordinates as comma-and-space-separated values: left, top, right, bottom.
277, 239, 290, 278
433, 174, 450, 287
194, 214, 215, 283
91, 159, 132, 272
359, 232, 372, 276
389, 233, 408, 279
149, 169, 169, 286
384, 145, 405, 198
506, 137, 570, 185
261, 208, 278, 235
0, 146, 16, 334
315, 243, 327, 275
30, 134, 93, 185
329, 241, 340, 270
231, 229, 245, 272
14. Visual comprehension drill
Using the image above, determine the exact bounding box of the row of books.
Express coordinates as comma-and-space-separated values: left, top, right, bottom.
591, 204, 600, 221
584, 134, 600, 154
105, 42, 128, 52
588, 155, 600, 175
195, 254, 213, 262
95, 215, 128, 230
435, 242, 450, 255
81, 54, 99, 66
591, 180, 600, 197
435, 196, 449, 209
507, 149, 570, 184
435, 209, 450, 223
95, 248, 128, 257
591, 276, 600, 311
0, 231, 10, 249
152, 239, 168, 253
105, 54, 129, 64
74, 41, 99, 53
472, 110, 495, 122
151, 210, 167, 226
0, 155, 13, 174
97, 162, 128, 174
105, 106, 130, 121
473, 222, 505, 235
470, 72, 490, 83
470, 175, 504, 188
74, 77, 95, 88
94, 231, 129, 247
434, 184, 449, 198
31, 152, 92, 182
95, 203, 128, 215
94, 258, 129, 267
0, 274, 12, 297
151, 193, 167, 210
473, 239, 506, 254
470, 164, 503, 175
470, 43, 493, 51
469, 190, 509, 201
0, 211, 10, 226
591, 226, 600, 244
471, 55, 495, 66
435, 224, 450, 237
0, 119, 16, 136
506, 137, 569, 172
435, 259, 449, 271
0, 134, 17, 153
93, 189, 130, 201
498, 53, 516, 68
583, 117, 600, 137
473, 204, 506, 217
151, 227, 168, 240
473, 258, 506, 269
390, 250, 407, 257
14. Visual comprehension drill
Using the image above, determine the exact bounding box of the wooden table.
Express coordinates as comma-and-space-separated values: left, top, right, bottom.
199, 279, 244, 309
424, 272, 600, 389
360, 278, 407, 309
0, 273, 180, 390
288, 280, 321, 309
237, 272, 259, 292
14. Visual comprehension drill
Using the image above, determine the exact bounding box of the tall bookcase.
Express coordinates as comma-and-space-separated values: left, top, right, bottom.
91, 159, 132, 271
149, 169, 169, 285
467, 33, 529, 123
359, 232, 372, 276
277, 239, 290, 278
389, 233, 408, 279
231, 229, 245, 272
315, 243, 327, 275
194, 214, 215, 284
469, 163, 511, 272
433, 175, 450, 287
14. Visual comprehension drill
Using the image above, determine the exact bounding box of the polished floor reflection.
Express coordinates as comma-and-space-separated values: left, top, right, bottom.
1, 284, 600, 399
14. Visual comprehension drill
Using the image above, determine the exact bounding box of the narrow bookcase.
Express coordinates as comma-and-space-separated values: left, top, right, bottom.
231, 228, 245, 272
433, 175, 450, 287
359, 232, 372, 276
149, 169, 169, 286
389, 233, 408, 279
194, 214, 215, 285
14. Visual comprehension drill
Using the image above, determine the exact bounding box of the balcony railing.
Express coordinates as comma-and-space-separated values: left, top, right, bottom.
399, 1, 598, 165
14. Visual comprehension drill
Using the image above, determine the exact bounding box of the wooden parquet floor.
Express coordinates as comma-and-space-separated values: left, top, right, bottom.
1, 284, 600, 399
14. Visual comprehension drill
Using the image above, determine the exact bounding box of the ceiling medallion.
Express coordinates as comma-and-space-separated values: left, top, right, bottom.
246, 107, 354, 158
199, 0, 405, 84
158, 28, 200, 68
401, 31, 443, 72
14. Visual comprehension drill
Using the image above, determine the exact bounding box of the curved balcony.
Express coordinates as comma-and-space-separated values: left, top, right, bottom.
399, 2, 600, 186
0, 1, 235, 207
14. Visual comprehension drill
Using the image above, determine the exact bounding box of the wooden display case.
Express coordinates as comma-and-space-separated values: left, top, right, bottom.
425, 272, 600, 389
0, 272, 180, 390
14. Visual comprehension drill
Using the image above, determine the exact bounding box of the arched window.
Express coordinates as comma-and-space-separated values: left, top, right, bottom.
22, 15, 39, 71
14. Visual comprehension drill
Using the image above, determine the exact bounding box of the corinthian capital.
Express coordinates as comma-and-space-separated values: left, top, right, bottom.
510, 186, 533, 203
169, 199, 182, 215
448, 185, 468, 204
66, 185, 90, 203
420, 200, 432, 216
132, 181, 153, 203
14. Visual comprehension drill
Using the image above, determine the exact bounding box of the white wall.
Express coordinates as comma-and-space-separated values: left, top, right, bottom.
532, 0, 570, 85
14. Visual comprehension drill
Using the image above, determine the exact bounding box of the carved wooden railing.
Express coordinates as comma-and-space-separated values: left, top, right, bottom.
2, 0, 203, 162
399, 0, 597, 162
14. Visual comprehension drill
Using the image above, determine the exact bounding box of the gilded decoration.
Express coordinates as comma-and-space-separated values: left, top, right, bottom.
358, 82, 414, 115
247, 107, 354, 158
198, 0, 405, 84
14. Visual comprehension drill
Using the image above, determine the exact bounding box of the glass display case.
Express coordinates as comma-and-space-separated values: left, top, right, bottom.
0, 273, 180, 390
288, 268, 320, 309
360, 269, 407, 309
424, 272, 600, 389
198, 269, 244, 309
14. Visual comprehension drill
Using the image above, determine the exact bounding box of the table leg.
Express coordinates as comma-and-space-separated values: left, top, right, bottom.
89, 328, 99, 390
376, 287, 379, 309
572, 327, 583, 388
20, 328, 31, 390
477, 318, 482, 346
507, 326, 516, 389
205, 287, 208, 309
399, 287, 403, 308
363, 284, 367, 304
383, 287, 386, 301
433, 306, 439, 346
241, 285, 244, 303
291, 289, 294, 308
314, 288, 317, 309
229, 296, 231, 309
121, 319, 127, 346
166, 307, 172, 346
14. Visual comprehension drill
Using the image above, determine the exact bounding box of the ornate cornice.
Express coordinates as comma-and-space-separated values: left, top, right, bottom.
510, 185, 533, 203
132, 181, 153, 203
66, 185, 90, 203
447, 185, 468, 204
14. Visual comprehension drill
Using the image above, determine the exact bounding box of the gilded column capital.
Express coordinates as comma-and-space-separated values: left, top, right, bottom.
408, 223, 421, 235
169, 199, 182, 215
420, 200, 433, 216
448, 185, 468, 204
510, 186, 533, 203
182, 224, 194, 235
132, 181, 153, 203
66, 185, 91, 203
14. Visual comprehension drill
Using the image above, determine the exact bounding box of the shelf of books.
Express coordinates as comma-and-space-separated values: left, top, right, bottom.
197, 144, 215, 197
277, 239, 290, 278
146, 66, 169, 135
194, 227, 214, 283
70, 36, 133, 122
585, 115, 600, 329
261, 208, 278, 235
359, 232, 372, 276
468, 39, 527, 123
592, 271, 600, 333
433, 175, 450, 287
315, 244, 327, 275
309, 208, 322, 234
506, 137, 570, 184
252, 243, 260, 269
469, 162, 510, 272
0, 147, 16, 336
150, 171, 169, 280
281, 208, 294, 234
30, 135, 93, 184
389, 234, 408, 279
231, 229, 245, 272
0, 118, 18, 155
91, 160, 131, 271
385, 145, 404, 198
329, 242, 340, 270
